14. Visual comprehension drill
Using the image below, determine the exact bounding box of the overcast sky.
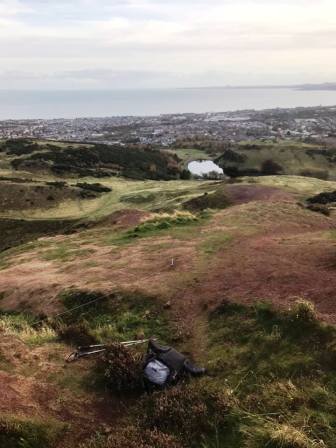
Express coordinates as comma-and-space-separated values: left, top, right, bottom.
0, 0, 335, 89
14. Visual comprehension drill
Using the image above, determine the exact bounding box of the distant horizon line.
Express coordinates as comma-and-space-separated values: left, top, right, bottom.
0, 82, 336, 92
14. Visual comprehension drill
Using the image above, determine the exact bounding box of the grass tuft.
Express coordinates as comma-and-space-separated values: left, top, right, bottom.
0, 313, 57, 345
0, 414, 66, 448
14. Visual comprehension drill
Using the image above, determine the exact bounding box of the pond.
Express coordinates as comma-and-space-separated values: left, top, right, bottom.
188, 160, 224, 177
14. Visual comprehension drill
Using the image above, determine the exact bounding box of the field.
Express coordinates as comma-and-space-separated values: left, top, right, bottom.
2, 138, 336, 446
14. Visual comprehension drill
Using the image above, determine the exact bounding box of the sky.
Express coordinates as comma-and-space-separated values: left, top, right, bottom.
0, 0, 335, 89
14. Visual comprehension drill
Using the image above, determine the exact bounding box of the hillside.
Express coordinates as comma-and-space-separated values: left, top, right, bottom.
2, 139, 336, 447
2, 139, 183, 180
2, 161, 336, 447
216, 140, 336, 180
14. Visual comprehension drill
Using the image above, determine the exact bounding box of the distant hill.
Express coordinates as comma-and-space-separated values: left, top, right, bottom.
216, 140, 336, 180
297, 82, 336, 91
4, 139, 183, 181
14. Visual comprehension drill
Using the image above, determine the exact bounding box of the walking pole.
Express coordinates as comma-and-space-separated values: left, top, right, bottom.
66, 339, 150, 362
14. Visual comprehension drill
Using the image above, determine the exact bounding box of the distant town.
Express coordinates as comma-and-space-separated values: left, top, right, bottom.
1, 105, 336, 147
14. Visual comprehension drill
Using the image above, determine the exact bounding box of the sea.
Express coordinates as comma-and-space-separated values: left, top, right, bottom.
1, 87, 336, 120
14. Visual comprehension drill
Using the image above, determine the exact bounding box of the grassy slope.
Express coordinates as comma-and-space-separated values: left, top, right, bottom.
217, 140, 336, 179
0, 175, 221, 220
241, 175, 336, 197
2, 169, 336, 446
2, 286, 335, 447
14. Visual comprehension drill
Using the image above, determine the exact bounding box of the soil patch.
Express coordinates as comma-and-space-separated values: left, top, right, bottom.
225, 184, 293, 204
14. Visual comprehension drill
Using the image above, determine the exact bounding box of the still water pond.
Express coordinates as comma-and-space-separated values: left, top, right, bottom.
188, 160, 224, 176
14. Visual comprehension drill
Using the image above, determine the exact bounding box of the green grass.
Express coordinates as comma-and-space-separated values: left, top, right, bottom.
101, 210, 204, 247
199, 232, 233, 255
125, 211, 199, 239
0, 312, 57, 346
57, 289, 172, 345
238, 139, 319, 150
0, 414, 67, 448
42, 243, 95, 262
0, 175, 219, 221
204, 300, 336, 447
78, 299, 336, 448
242, 175, 336, 197
218, 139, 336, 180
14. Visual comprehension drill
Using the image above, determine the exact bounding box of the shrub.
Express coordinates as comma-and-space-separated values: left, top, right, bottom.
261, 159, 283, 175
139, 383, 231, 444
81, 427, 184, 448
102, 343, 143, 392
307, 190, 336, 205
180, 169, 191, 180
219, 149, 247, 163
46, 181, 66, 188
306, 203, 330, 216
289, 299, 317, 323
76, 182, 112, 193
